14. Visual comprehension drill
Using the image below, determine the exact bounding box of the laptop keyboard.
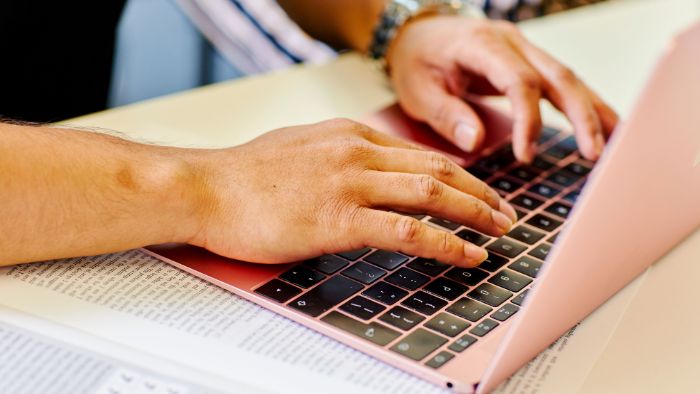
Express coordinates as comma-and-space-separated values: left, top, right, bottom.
254, 126, 592, 370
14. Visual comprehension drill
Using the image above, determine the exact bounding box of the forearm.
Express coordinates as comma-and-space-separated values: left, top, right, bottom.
0, 123, 207, 266
277, 0, 386, 51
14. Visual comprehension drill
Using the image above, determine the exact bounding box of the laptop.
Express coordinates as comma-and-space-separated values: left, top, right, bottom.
148, 22, 700, 393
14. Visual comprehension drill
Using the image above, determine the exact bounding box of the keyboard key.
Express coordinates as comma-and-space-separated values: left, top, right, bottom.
426, 351, 455, 369
531, 156, 557, 171
509, 193, 545, 210
363, 281, 408, 305
456, 229, 491, 246
401, 213, 426, 220
488, 269, 532, 292
341, 261, 387, 284
336, 248, 371, 261
528, 183, 561, 198
507, 226, 545, 245
425, 312, 470, 337
385, 267, 430, 290
526, 214, 562, 232
424, 277, 467, 301
475, 149, 515, 172
402, 291, 448, 316
407, 258, 450, 277
322, 311, 400, 346
340, 296, 386, 320
478, 254, 509, 272
305, 255, 349, 274
529, 243, 552, 261
280, 266, 326, 288
538, 126, 561, 143
470, 318, 499, 337
563, 161, 592, 176
364, 250, 410, 270
390, 329, 448, 361
447, 298, 492, 322
466, 166, 492, 181
289, 276, 364, 317
491, 303, 520, 322
546, 170, 579, 187
489, 177, 524, 195
487, 238, 528, 258
254, 279, 302, 303
509, 256, 543, 278
545, 201, 573, 218
448, 334, 478, 353
515, 208, 528, 220
544, 135, 577, 159
468, 283, 513, 307
548, 232, 559, 243
428, 217, 461, 231
563, 190, 581, 204
444, 267, 489, 286
507, 165, 540, 182
512, 289, 529, 306
380, 306, 425, 330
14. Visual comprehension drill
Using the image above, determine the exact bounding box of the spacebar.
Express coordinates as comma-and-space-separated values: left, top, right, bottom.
322, 311, 400, 346
288, 276, 363, 317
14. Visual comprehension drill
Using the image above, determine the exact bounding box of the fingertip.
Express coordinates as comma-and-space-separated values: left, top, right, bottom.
463, 243, 488, 267
499, 199, 518, 223
454, 122, 483, 153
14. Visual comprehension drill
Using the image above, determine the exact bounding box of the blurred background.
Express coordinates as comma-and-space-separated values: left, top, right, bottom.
110, 0, 607, 108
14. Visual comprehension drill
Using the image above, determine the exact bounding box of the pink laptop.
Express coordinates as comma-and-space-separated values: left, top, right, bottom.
149, 22, 700, 393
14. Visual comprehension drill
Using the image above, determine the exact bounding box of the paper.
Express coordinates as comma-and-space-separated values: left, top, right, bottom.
0, 250, 445, 394
0, 320, 217, 394
0, 248, 640, 393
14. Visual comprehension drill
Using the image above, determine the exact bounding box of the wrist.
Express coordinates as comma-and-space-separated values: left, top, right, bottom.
134, 146, 215, 246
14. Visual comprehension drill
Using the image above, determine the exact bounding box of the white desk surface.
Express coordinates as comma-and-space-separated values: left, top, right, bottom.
71, 0, 700, 392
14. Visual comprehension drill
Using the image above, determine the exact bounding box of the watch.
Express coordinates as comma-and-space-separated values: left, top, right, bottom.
368, 0, 486, 64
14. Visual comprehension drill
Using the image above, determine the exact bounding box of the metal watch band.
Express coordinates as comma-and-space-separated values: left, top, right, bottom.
368, 0, 486, 62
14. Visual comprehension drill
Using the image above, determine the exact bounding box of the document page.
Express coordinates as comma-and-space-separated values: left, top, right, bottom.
0, 250, 445, 394
0, 248, 640, 393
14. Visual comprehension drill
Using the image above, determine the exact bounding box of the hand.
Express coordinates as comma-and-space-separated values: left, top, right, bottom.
386, 16, 619, 162
187, 119, 518, 267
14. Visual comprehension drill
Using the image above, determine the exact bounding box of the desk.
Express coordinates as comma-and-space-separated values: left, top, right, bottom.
69, 0, 700, 392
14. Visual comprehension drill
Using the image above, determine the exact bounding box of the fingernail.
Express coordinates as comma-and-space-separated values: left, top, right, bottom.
455, 123, 478, 152
492, 210, 513, 233
499, 199, 518, 223
464, 243, 488, 265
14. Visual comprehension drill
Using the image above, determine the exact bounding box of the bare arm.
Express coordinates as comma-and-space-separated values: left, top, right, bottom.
0, 122, 204, 266
277, 0, 384, 51
0, 120, 516, 268
277, 0, 618, 162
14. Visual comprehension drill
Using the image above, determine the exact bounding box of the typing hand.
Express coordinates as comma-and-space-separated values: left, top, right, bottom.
188, 119, 517, 267
386, 16, 619, 162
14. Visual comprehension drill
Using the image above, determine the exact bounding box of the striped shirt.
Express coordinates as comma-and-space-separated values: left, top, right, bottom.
176, 0, 606, 76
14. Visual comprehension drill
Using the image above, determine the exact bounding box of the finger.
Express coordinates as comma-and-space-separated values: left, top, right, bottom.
582, 85, 620, 139
362, 128, 427, 151
372, 147, 517, 221
355, 209, 488, 267
507, 34, 606, 159
397, 71, 486, 153
456, 40, 543, 163
363, 171, 514, 237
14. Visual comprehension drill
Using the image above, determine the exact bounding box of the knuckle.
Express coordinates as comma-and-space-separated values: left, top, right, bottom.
338, 139, 375, 163
395, 216, 422, 243
470, 199, 490, 223
552, 65, 577, 86
515, 71, 543, 91
429, 101, 452, 131
430, 153, 455, 179
438, 231, 453, 255
417, 175, 443, 202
